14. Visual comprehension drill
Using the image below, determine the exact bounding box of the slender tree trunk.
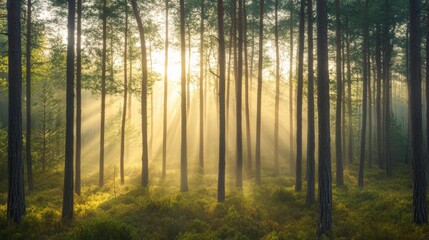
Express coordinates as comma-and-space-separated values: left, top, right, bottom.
244, 0, 252, 174
274, 0, 280, 176
346, 18, 353, 164
179, 0, 188, 192
226, 0, 237, 161
25, 0, 33, 192
75, 0, 82, 193
368, 47, 372, 169
62, 0, 75, 222
7, 0, 26, 224
99, 0, 107, 188
236, 0, 243, 188
316, 0, 332, 236
306, 0, 315, 206
289, 0, 294, 176
296, 0, 305, 192
358, 0, 369, 188
335, 0, 343, 186
120, 0, 128, 185
162, 0, 169, 178
199, 0, 205, 174
255, 0, 264, 184
376, 24, 383, 169
217, 0, 226, 203
131, 0, 149, 187
410, 0, 428, 224
383, 0, 392, 177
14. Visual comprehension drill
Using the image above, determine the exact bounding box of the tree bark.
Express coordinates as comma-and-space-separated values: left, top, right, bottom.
375, 24, 383, 169
179, 0, 188, 192
243, 0, 252, 174
346, 17, 353, 164
306, 0, 315, 206
316, 0, 332, 236
131, 0, 149, 187
296, 0, 305, 192
217, 0, 226, 202
75, 0, 82, 193
335, 0, 343, 186
120, 0, 128, 185
62, 0, 75, 222
7, 0, 26, 224
383, 0, 392, 177
358, 0, 369, 188
99, 0, 107, 188
410, 0, 428, 224
289, 0, 294, 176
255, 0, 264, 185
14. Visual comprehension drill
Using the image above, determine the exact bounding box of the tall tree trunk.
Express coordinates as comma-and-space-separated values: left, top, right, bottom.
25, 0, 33, 192
243, 0, 252, 174
62, 0, 75, 222
375, 24, 383, 169
410, 0, 428, 224
316, 0, 332, 236
255, 0, 264, 184
383, 0, 392, 177
199, 0, 205, 174
99, 0, 107, 188
289, 0, 294, 176
179, 0, 188, 192
75, 0, 82, 193
7, 0, 26, 224
226, 0, 237, 162
162, 0, 169, 178
368, 47, 372, 168
120, 0, 128, 185
274, 0, 280, 176
306, 0, 315, 206
346, 17, 353, 164
358, 0, 369, 188
217, 0, 226, 203
131, 0, 149, 187
236, 0, 243, 188
335, 0, 343, 186
296, 0, 305, 192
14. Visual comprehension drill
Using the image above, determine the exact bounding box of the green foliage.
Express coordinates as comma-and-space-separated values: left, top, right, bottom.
70, 218, 136, 240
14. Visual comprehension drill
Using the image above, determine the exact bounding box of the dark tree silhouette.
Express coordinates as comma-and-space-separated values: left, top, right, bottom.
316, 0, 332, 236
217, 0, 226, 203
409, 0, 427, 224
255, 0, 264, 185
99, 0, 107, 188
131, 0, 149, 187
75, 0, 82, 194
120, 0, 128, 185
335, 0, 343, 186
7, 0, 26, 224
62, 0, 75, 222
306, 0, 315, 206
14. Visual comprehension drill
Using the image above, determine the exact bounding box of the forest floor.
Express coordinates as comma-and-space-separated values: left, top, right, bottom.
1, 163, 429, 240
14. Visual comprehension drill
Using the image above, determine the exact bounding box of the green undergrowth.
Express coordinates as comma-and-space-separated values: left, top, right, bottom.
1, 164, 429, 240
